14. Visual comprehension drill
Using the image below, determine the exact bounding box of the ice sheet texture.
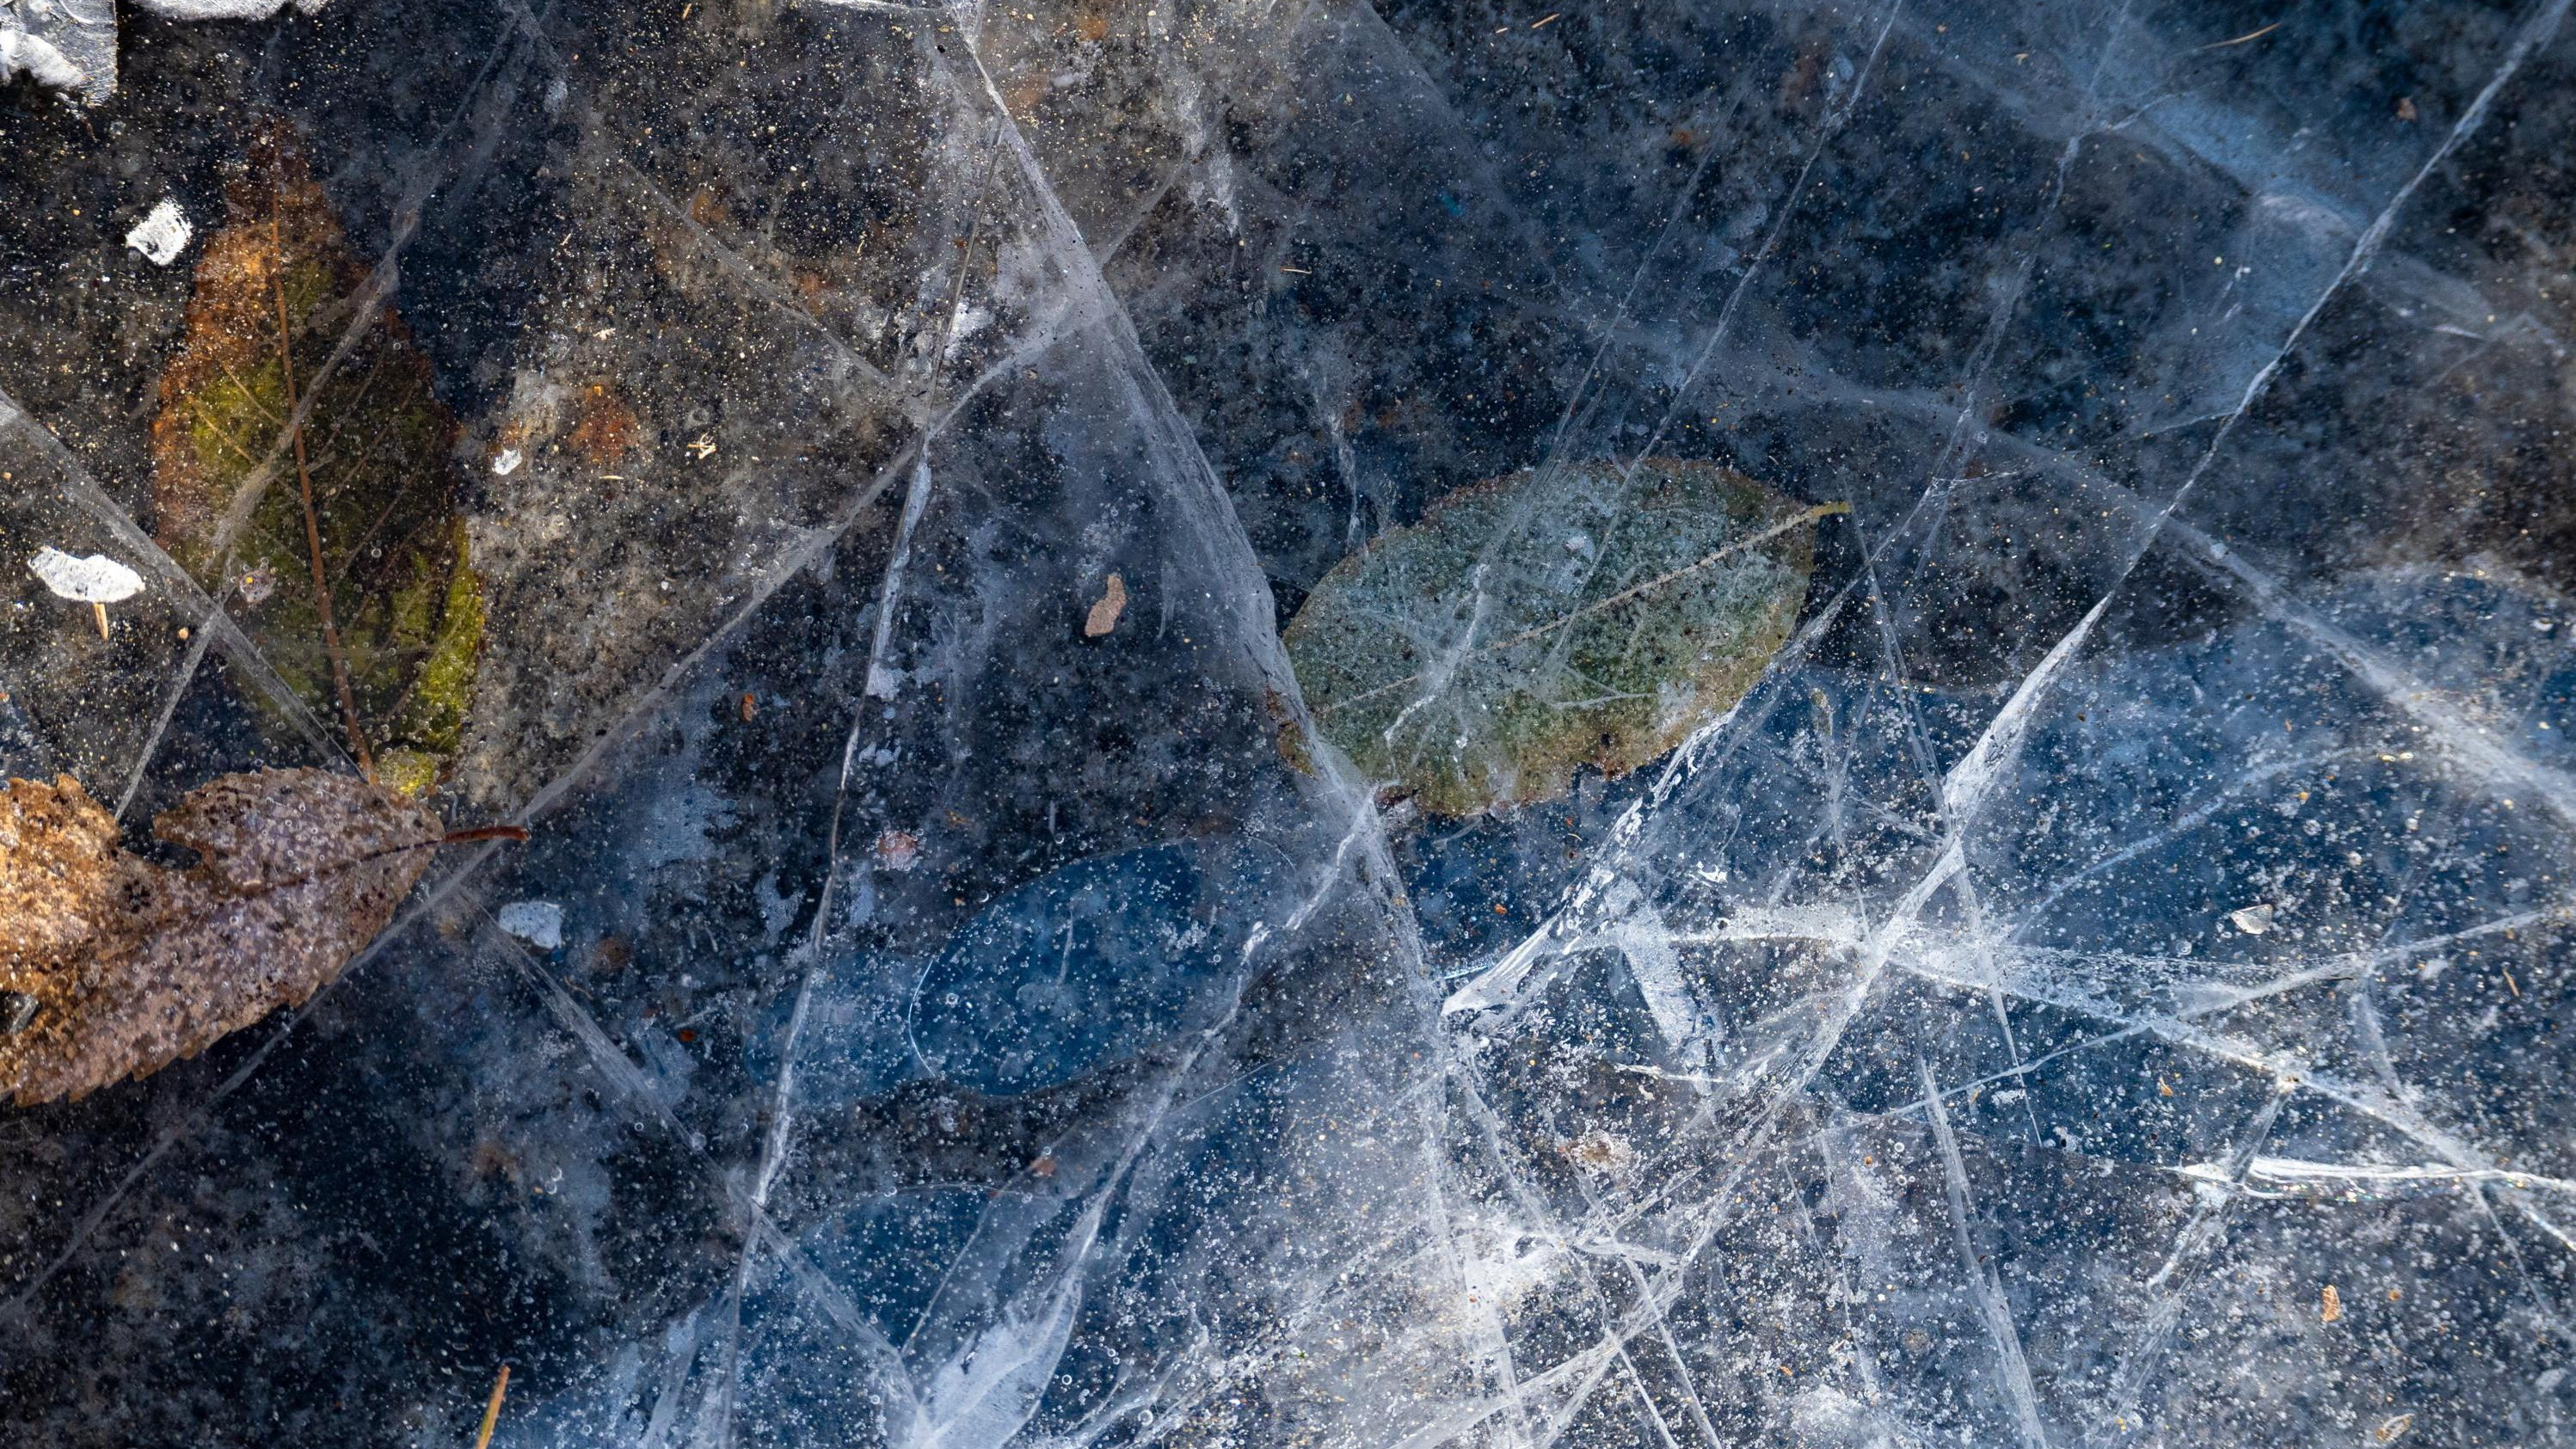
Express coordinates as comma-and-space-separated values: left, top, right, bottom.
5, 1, 2576, 1446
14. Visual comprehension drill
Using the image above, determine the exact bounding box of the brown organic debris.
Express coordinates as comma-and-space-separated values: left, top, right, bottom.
0, 769, 446, 1105
569, 383, 642, 464
1084, 572, 1127, 637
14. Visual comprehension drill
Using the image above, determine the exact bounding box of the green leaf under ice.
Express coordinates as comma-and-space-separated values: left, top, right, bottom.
1282, 457, 1834, 816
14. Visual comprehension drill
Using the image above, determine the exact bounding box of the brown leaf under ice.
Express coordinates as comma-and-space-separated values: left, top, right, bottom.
0, 769, 443, 1106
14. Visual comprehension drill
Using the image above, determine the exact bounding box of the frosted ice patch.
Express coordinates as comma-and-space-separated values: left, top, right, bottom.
28, 548, 144, 604
124, 200, 194, 266
2228, 901, 2277, 935
0, 29, 87, 93
492, 446, 524, 476
495, 900, 565, 950
133, 0, 335, 16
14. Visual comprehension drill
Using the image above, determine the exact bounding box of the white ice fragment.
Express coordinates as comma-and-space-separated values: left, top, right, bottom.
940, 303, 992, 359
132, 0, 334, 17
0, 30, 87, 92
29, 547, 144, 604
492, 447, 524, 476
124, 200, 193, 266
495, 900, 566, 950
2228, 902, 2276, 935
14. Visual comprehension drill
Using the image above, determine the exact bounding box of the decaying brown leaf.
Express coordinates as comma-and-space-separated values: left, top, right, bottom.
0, 768, 444, 1106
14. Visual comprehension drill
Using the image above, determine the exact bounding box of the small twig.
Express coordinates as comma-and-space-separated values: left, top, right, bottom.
269, 206, 376, 779
471, 1364, 511, 1449
153, 819, 532, 914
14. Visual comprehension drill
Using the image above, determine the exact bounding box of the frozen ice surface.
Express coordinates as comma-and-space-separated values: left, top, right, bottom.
1, 0, 114, 102
5, 0, 2576, 1446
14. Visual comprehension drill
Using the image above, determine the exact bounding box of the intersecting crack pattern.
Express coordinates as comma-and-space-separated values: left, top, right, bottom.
4, 1, 2576, 1446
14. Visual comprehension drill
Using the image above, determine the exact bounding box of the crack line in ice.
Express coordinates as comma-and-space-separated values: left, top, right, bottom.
1698, 328, 2576, 852
109, 598, 223, 821
690, 101, 1015, 1447
1887, 936, 2576, 1263
1872, 899, 2563, 1121
610, 161, 903, 402
1352, 0, 1903, 749
2085, 1085, 2288, 1447
1451, 1072, 1721, 1448
1921, 1057, 2052, 1449
1829, 10, 2137, 1163
1857, 530, 2046, 1141
0, 384, 347, 768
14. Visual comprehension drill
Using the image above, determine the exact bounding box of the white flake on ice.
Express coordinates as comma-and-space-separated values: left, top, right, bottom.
29, 546, 144, 603
495, 900, 567, 950
123, 200, 193, 266
131, 0, 332, 16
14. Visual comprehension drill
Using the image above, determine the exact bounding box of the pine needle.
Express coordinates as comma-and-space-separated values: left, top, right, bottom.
472, 1365, 512, 1449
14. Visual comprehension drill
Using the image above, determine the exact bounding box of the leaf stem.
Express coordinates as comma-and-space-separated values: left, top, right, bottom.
269, 207, 375, 779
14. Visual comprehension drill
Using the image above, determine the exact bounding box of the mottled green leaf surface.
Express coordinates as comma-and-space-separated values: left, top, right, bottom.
148, 129, 483, 793
1282, 458, 1829, 816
